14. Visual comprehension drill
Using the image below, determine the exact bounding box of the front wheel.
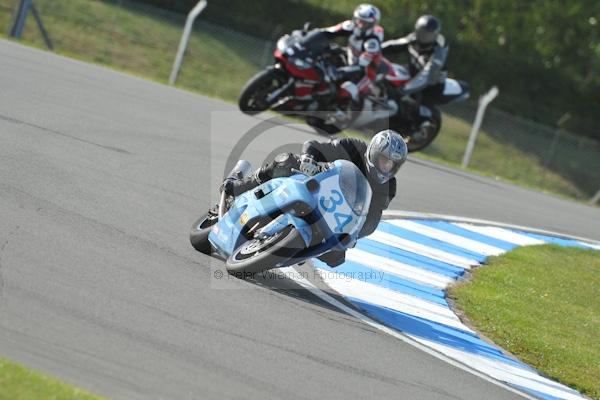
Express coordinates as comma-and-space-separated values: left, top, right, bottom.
190, 213, 218, 254
238, 68, 287, 115
226, 226, 305, 275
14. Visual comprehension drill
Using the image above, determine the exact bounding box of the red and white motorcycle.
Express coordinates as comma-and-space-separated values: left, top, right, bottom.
238, 28, 468, 152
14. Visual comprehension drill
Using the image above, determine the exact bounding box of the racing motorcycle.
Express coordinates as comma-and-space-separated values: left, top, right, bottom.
189, 159, 371, 274
238, 27, 469, 152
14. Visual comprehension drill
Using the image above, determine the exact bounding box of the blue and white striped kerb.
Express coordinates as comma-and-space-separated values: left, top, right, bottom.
313, 218, 600, 400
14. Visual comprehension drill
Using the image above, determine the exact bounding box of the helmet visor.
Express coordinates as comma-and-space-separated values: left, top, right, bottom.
354, 18, 375, 33
369, 153, 403, 183
416, 29, 437, 45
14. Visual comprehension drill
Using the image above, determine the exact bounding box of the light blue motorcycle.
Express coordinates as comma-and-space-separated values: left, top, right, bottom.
190, 159, 372, 274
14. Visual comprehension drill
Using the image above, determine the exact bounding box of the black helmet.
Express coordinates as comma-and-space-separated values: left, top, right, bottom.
365, 130, 408, 184
415, 15, 441, 46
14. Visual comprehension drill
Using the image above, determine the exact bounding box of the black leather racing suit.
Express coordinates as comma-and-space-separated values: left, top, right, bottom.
381, 32, 449, 106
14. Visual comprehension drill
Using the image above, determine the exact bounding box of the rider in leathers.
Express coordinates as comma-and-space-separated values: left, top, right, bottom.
381, 15, 449, 108
222, 130, 408, 266
318, 4, 386, 102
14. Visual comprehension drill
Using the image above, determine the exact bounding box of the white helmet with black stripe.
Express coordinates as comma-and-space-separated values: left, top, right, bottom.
365, 129, 407, 184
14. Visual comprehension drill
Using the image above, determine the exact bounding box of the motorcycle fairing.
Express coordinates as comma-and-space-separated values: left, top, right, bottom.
208, 160, 371, 260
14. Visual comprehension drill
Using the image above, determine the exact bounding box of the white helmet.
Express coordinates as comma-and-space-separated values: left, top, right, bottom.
365, 130, 407, 183
353, 4, 381, 35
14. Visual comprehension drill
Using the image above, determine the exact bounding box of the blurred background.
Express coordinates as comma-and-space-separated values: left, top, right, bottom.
1, 0, 599, 202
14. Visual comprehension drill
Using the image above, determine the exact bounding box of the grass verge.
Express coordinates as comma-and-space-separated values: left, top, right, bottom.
0, 0, 598, 201
448, 245, 600, 400
0, 357, 103, 400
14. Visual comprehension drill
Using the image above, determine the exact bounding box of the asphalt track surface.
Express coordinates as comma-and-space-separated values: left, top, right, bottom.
1, 39, 598, 400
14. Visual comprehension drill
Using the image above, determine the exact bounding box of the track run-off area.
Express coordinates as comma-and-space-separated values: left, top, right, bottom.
1, 39, 599, 399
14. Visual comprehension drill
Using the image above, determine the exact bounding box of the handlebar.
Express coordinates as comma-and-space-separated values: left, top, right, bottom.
291, 162, 331, 177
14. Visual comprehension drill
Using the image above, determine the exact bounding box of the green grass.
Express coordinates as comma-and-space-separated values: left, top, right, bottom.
419, 114, 591, 200
1, 0, 599, 201
449, 245, 600, 400
0, 357, 103, 400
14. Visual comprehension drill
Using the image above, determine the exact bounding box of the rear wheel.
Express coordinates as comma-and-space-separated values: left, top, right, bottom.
239, 68, 287, 115
226, 226, 305, 275
393, 107, 441, 152
190, 213, 218, 254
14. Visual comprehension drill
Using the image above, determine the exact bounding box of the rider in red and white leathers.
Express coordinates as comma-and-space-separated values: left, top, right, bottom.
318, 4, 386, 102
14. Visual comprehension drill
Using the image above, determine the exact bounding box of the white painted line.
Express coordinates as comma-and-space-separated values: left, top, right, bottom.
579, 241, 600, 251
388, 219, 506, 256
346, 248, 454, 289
453, 223, 545, 246
284, 211, 598, 400
316, 271, 473, 333
368, 230, 479, 270
280, 266, 538, 400
414, 337, 586, 400
383, 210, 600, 247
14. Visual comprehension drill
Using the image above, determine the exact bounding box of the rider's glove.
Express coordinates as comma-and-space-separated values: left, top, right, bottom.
220, 178, 236, 196
299, 154, 319, 176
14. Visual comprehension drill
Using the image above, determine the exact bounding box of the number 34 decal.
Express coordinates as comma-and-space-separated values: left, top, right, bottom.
319, 189, 353, 233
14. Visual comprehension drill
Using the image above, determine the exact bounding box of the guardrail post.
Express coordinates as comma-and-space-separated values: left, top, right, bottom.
590, 190, 600, 205
9, 0, 32, 38
461, 86, 499, 169
540, 112, 571, 187
30, 2, 53, 49
9, 0, 53, 49
169, 0, 208, 85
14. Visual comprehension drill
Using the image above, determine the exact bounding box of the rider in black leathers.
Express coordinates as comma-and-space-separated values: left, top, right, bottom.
381, 15, 450, 107
223, 130, 408, 266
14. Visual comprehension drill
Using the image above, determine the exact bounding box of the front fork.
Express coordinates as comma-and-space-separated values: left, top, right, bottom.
266, 77, 294, 105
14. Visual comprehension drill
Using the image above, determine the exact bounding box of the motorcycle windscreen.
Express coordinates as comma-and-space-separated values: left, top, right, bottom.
298, 29, 329, 54
316, 160, 372, 237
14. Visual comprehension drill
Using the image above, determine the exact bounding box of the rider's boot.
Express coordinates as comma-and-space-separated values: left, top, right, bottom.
339, 81, 359, 103
320, 82, 357, 125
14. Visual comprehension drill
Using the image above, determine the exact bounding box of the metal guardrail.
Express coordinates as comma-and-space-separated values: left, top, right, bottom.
461, 86, 498, 169
169, 0, 208, 85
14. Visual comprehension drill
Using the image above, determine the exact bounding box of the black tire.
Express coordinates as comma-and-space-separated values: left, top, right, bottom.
190, 213, 218, 254
305, 115, 342, 135
226, 226, 305, 275
402, 107, 442, 152
239, 68, 287, 115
